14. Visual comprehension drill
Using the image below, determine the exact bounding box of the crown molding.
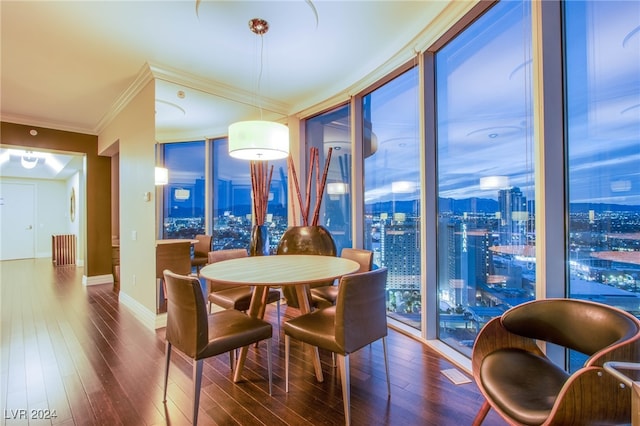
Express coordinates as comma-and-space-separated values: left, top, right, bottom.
94, 62, 292, 137
148, 62, 291, 115
94, 63, 155, 135
0, 113, 97, 135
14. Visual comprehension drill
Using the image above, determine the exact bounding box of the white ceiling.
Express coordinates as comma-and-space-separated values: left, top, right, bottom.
1, 0, 459, 179
1, 1, 455, 135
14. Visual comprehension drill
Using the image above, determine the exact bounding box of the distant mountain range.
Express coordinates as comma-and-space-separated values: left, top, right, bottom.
368, 198, 640, 215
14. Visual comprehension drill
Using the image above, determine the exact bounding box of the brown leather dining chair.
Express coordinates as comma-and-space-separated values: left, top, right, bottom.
162, 269, 273, 425
311, 247, 373, 309
284, 267, 390, 426
206, 249, 282, 333
471, 298, 640, 426
190, 234, 212, 274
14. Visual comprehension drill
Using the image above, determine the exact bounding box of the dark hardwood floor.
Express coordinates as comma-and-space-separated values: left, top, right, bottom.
1, 259, 507, 425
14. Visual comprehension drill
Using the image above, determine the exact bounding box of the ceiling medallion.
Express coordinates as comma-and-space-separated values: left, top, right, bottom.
249, 18, 269, 35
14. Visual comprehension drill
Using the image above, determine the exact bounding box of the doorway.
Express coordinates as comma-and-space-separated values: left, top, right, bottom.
0, 182, 35, 260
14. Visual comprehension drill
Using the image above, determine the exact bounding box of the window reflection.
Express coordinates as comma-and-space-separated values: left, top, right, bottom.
211, 138, 288, 253
565, 0, 640, 370
306, 105, 352, 253
435, 0, 534, 355
363, 67, 422, 330
161, 141, 206, 239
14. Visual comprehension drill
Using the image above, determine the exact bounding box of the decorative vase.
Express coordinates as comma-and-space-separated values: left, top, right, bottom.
276, 225, 337, 308
249, 224, 270, 256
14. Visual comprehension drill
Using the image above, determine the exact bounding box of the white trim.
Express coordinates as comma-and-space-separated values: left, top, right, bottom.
94, 63, 155, 134
82, 274, 113, 286
118, 290, 165, 331
425, 340, 472, 375
149, 62, 290, 116
388, 321, 472, 375
155, 312, 167, 329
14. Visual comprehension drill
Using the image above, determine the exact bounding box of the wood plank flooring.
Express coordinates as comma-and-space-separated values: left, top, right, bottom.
1, 259, 507, 425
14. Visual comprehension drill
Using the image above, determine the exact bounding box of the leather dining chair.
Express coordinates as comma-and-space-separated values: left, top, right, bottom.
162, 269, 273, 425
311, 247, 373, 309
190, 234, 212, 275
284, 267, 390, 426
206, 249, 282, 334
471, 298, 640, 426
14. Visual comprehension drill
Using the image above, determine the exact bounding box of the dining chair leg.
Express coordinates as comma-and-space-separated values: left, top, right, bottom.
382, 337, 391, 398
163, 341, 171, 402
337, 354, 351, 426
229, 350, 235, 372
266, 338, 273, 395
193, 359, 203, 425
276, 299, 281, 339
284, 335, 290, 393
472, 400, 491, 426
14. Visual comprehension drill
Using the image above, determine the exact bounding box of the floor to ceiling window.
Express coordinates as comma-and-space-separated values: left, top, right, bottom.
435, 0, 534, 355
362, 67, 421, 330
565, 0, 640, 369
305, 104, 352, 254
160, 141, 206, 239
210, 138, 288, 254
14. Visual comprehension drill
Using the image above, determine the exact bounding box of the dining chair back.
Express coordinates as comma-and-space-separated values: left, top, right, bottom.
276, 230, 337, 309
284, 267, 390, 425
311, 248, 373, 308
191, 234, 212, 274
162, 269, 273, 425
206, 249, 282, 334
207, 249, 249, 293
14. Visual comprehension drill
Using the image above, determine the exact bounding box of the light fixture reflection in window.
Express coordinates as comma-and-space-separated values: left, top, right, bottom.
327, 182, 348, 195
155, 167, 169, 185
479, 175, 510, 190
391, 180, 416, 194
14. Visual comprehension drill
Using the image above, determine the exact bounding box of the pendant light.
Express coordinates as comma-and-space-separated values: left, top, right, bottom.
21, 151, 38, 169
228, 18, 289, 161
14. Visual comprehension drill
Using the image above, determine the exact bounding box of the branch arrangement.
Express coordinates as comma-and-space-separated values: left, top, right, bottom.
287, 146, 333, 226
250, 160, 274, 226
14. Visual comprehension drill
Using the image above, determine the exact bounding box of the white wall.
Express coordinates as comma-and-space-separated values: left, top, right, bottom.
99, 78, 157, 327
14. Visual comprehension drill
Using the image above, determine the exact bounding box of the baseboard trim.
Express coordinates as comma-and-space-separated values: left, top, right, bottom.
83, 274, 113, 286
118, 291, 166, 331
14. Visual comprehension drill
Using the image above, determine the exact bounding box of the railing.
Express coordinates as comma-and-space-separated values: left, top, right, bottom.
52, 234, 76, 266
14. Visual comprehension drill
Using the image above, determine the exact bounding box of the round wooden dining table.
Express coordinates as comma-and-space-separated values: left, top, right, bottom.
199, 254, 360, 383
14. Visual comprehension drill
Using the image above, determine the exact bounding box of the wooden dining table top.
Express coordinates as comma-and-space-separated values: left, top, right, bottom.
199, 254, 360, 286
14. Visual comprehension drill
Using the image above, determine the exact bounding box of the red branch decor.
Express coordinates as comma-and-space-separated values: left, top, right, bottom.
287, 147, 333, 226
250, 160, 274, 226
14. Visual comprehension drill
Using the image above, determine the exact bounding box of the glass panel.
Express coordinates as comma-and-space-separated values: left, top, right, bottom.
363, 67, 422, 330
305, 104, 352, 253
211, 138, 288, 253
565, 0, 640, 370
161, 141, 206, 239
435, 1, 534, 355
